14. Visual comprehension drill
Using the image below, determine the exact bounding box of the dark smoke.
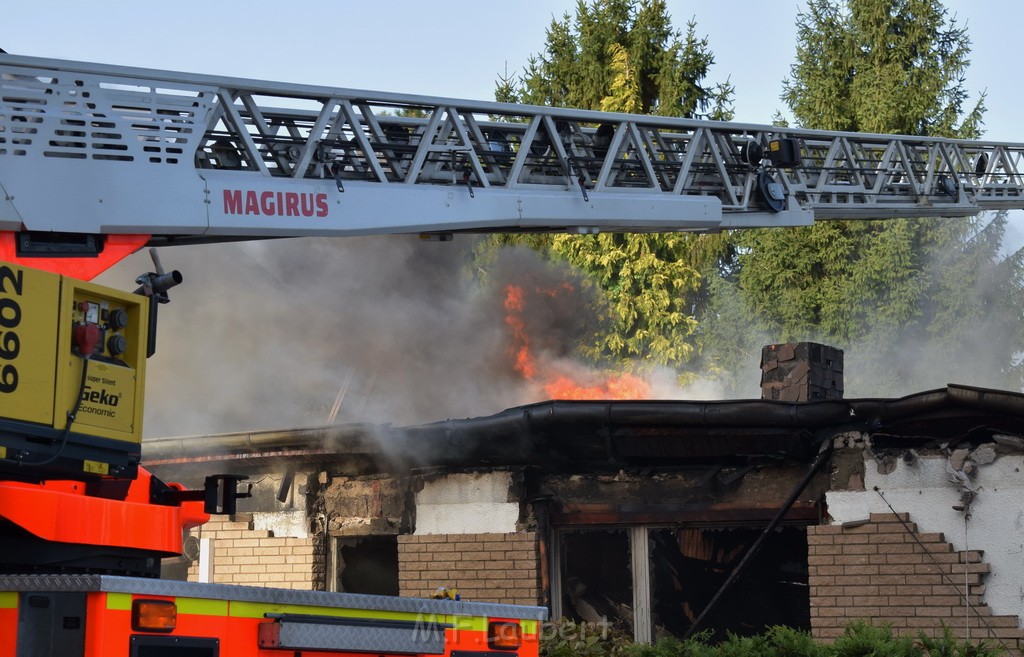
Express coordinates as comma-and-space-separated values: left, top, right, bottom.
101, 237, 600, 438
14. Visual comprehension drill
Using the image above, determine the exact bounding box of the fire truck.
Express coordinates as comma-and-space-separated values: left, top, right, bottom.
1, 53, 1024, 655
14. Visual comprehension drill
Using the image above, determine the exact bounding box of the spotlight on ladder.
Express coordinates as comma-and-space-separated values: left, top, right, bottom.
741, 139, 764, 168
755, 171, 787, 214
936, 174, 958, 197
975, 152, 989, 177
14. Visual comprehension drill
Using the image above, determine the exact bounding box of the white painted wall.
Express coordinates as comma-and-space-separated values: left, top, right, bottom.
414, 471, 520, 535
253, 509, 309, 538
198, 537, 215, 583
828, 453, 1024, 621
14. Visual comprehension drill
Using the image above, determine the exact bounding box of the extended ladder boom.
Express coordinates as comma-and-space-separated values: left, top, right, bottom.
2, 54, 1024, 248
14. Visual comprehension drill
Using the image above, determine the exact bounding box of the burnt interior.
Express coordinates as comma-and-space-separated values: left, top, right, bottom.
559, 525, 809, 641
650, 526, 809, 640
560, 530, 633, 629
336, 535, 400, 596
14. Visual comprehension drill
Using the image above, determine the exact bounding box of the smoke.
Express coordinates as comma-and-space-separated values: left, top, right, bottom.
841, 296, 1024, 397
102, 237, 545, 437
105, 219, 1022, 442
840, 216, 1024, 397
103, 238, 663, 438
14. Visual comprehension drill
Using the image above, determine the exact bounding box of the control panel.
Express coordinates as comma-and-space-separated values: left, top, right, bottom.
58, 282, 147, 443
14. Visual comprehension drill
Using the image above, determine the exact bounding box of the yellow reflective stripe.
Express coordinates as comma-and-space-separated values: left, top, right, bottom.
106, 593, 132, 611
451, 616, 487, 632
521, 619, 538, 635
229, 601, 449, 623
177, 597, 229, 617
0, 592, 17, 609
105, 595, 227, 617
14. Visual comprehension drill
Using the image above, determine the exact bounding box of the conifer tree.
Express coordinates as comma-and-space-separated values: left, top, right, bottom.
705, 0, 1023, 394
487, 0, 733, 368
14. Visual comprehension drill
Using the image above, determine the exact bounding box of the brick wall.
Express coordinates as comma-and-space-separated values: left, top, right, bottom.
397, 532, 540, 606
809, 512, 1023, 654
186, 515, 316, 590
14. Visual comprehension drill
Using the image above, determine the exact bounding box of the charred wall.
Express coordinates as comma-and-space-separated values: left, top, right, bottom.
541, 464, 828, 526
322, 474, 412, 536
539, 464, 826, 640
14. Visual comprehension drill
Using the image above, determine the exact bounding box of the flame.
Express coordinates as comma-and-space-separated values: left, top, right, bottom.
503, 283, 650, 400
504, 285, 536, 379
544, 373, 650, 400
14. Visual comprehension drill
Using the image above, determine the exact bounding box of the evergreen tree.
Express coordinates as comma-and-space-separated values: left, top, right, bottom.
486, 0, 733, 369
704, 0, 1024, 394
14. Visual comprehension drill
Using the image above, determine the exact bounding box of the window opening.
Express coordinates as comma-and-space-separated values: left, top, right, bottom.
559, 529, 633, 633
335, 535, 399, 596
649, 526, 810, 640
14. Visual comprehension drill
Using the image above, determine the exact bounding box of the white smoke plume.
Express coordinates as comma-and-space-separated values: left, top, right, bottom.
103, 225, 1020, 442
104, 237, 683, 438
103, 237, 548, 437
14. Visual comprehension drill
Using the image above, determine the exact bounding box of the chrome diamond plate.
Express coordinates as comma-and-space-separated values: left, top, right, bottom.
0, 575, 547, 620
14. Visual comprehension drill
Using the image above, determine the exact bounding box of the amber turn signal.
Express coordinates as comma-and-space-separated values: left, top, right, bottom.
488, 621, 522, 650
131, 599, 177, 632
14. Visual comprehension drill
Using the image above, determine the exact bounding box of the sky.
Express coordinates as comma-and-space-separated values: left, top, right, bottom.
3, 1, 1021, 133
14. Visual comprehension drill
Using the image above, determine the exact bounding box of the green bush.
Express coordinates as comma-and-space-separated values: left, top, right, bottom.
620, 633, 717, 657
916, 624, 1005, 657
831, 622, 922, 657
539, 620, 1006, 657
762, 626, 831, 657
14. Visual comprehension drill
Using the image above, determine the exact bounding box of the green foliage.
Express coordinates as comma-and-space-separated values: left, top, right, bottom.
488, 1, 734, 371
539, 622, 1005, 657
549, 233, 701, 364
703, 0, 1024, 395
503, 1, 732, 119
601, 43, 643, 114
916, 624, 1005, 657
782, 0, 985, 137
714, 633, 771, 657
726, 212, 1024, 394
762, 625, 832, 657
831, 622, 922, 657
620, 633, 717, 657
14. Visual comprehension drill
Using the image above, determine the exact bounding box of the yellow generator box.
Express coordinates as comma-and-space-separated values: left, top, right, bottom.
0, 261, 148, 464
0, 262, 61, 426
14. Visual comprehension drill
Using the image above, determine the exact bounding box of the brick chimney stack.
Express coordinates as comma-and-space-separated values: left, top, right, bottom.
760, 342, 844, 402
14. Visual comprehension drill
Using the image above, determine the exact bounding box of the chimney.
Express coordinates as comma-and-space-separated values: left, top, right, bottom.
760, 342, 844, 402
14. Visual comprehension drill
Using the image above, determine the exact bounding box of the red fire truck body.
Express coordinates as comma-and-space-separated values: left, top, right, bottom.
0, 574, 541, 657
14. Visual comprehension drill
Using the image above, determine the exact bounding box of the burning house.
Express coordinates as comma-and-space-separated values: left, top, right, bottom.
144, 343, 1024, 653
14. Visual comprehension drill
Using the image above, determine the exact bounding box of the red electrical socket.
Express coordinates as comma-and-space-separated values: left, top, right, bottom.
73, 323, 102, 355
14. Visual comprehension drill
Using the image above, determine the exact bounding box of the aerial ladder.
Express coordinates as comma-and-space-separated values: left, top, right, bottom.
1, 54, 1024, 656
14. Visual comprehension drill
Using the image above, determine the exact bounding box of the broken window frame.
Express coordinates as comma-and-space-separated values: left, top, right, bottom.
551, 526, 648, 640
327, 534, 400, 596
551, 522, 811, 643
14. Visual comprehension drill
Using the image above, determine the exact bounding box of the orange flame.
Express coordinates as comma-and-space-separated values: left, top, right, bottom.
504, 285, 536, 379
503, 283, 650, 400
543, 373, 650, 400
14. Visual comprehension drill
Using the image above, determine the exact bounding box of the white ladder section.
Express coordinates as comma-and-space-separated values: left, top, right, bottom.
2, 54, 1023, 242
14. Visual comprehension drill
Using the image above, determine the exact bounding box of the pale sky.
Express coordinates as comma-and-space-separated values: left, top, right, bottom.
4, 1, 1022, 245
2, 1, 1018, 135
